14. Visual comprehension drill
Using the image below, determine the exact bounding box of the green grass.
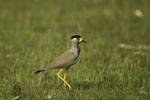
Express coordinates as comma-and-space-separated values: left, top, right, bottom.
0, 0, 150, 99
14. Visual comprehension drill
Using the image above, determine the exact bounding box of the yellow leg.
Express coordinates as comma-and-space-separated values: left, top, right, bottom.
57, 69, 72, 89
64, 72, 67, 87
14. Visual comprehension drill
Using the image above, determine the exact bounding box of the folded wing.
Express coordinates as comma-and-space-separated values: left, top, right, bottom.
44, 50, 78, 70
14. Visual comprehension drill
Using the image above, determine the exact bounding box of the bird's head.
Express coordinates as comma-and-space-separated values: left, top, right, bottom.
71, 35, 86, 44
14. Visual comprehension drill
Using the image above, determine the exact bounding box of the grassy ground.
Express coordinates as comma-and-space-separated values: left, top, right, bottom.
0, 0, 150, 99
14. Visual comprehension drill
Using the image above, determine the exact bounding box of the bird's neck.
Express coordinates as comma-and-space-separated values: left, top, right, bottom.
71, 43, 80, 53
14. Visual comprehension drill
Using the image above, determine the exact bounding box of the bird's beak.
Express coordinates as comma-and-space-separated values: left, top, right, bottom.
79, 37, 86, 43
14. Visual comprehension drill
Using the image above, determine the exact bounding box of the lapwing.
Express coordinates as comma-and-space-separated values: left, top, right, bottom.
35, 35, 86, 89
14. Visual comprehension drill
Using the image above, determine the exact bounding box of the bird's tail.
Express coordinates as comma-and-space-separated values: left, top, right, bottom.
35, 64, 56, 74
35, 69, 45, 74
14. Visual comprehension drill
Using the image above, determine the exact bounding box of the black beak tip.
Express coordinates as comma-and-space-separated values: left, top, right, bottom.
83, 40, 87, 43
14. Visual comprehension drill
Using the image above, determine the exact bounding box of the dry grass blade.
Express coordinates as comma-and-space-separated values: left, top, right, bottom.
119, 44, 150, 50
12, 96, 19, 100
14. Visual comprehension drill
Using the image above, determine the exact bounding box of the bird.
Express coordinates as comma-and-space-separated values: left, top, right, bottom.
35, 35, 86, 89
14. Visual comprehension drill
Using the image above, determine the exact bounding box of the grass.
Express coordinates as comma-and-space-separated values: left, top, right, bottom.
0, 0, 150, 99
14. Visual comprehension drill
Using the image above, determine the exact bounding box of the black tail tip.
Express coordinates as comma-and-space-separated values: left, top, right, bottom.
35, 70, 45, 74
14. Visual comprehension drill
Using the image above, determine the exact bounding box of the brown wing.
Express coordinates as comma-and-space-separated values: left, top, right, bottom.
44, 50, 78, 70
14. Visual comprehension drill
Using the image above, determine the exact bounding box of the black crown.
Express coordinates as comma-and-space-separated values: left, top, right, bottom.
71, 35, 81, 40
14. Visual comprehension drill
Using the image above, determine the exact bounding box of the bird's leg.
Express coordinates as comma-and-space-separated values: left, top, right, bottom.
57, 69, 72, 89
63, 72, 67, 87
